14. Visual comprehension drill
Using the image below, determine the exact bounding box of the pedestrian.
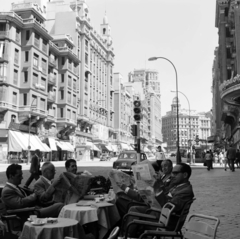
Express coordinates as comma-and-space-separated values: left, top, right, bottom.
223, 149, 228, 171
235, 149, 240, 168
24, 149, 42, 188
209, 149, 214, 169
218, 150, 224, 166
154, 145, 166, 172
227, 144, 236, 172
204, 150, 212, 171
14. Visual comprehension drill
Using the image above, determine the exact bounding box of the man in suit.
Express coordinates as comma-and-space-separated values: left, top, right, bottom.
1, 164, 64, 219
24, 149, 41, 188
227, 144, 236, 172
126, 163, 194, 237
65, 159, 92, 176
115, 159, 173, 217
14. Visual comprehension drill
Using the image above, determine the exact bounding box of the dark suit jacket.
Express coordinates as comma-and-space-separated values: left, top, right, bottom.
30, 155, 40, 174
227, 147, 236, 160
156, 181, 194, 212
34, 176, 55, 205
1, 184, 36, 209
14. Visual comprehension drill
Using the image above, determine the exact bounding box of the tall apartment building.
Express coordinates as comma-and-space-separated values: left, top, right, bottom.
128, 69, 162, 148
162, 97, 211, 152
0, 0, 115, 162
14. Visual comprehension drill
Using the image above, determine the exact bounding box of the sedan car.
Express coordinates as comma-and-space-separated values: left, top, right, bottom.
112, 150, 147, 174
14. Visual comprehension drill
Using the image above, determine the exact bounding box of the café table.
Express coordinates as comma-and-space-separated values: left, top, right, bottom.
58, 199, 120, 239
19, 218, 83, 239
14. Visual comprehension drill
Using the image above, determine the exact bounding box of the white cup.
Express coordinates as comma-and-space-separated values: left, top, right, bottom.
33, 218, 42, 224
30, 215, 37, 221
95, 197, 100, 203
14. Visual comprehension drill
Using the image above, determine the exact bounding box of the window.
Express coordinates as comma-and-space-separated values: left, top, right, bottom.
25, 51, 29, 62
32, 95, 37, 107
16, 28, 20, 42
14, 49, 19, 64
62, 57, 65, 66
72, 111, 76, 120
60, 108, 64, 118
42, 39, 47, 53
85, 40, 88, 51
34, 33, 40, 48
40, 98, 45, 110
61, 74, 64, 83
13, 92, 17, 105
24, 71, 28, 82
53, 106, 56, 117
73, 94, 76, 106
67, 91, 71, 104
67, 109, 71, 119
41, 77, 46, 89
26, 30, 30, 40
33, 54, 39, 67
85, 53, 88, 65
68, 76, 72, 87
23, 94, 27, 105
41, 58, 47, 73
60, 90, 64, 100
33, 73, 38, 85
13, 69, 18, 85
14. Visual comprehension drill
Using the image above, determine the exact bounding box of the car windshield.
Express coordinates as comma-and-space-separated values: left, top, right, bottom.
118, 153, 137, 159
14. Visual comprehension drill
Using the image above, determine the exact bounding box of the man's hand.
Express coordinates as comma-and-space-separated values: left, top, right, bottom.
116, 182, 127, 191
52, 175, 62, 187
153, 179, 164, 195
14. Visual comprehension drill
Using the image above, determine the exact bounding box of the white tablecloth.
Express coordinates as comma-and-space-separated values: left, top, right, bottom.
59, 201, 120, 239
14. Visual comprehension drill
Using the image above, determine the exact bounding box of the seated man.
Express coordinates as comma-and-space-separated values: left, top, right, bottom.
115, 159, 173, 217
1, 164, 64, 219
126, 163, 195, 237
65, 159, 92, 176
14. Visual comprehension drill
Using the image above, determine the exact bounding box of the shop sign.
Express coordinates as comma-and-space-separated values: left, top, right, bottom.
219, 74, 240, 93
8, 122, 36, 134
92, 124, 109, 140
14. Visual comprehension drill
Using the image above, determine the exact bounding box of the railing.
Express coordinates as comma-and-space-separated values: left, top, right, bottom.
22, 18, 48, 33
0, 101, 18, 110
58, 46, 78, 58
48, 109, 55, 117
49, 57, 56, 66
0, 31, 9, 37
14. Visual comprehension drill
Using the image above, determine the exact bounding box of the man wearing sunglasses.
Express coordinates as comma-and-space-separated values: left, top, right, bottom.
126, 163, 194, 237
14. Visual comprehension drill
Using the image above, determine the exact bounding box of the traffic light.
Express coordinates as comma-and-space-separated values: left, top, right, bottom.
132, 143, 138, 151
133, 100, 142, 121
196, 135, 199, 145
130, 124, 137, 136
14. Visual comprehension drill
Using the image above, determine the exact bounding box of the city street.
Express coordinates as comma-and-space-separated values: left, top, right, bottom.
0, 162, 239, 238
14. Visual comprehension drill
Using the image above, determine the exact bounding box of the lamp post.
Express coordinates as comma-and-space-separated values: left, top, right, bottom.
171, 90, 192, 164
148, 56, 181, 164
27, 98, 36, 165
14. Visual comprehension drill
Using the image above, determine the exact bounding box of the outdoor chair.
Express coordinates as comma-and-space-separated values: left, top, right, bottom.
139, 213, 220, 239
107, 226, 120, 239
121, 198, 195, 238
121, 202, 175, 238
1, 215, 22, 239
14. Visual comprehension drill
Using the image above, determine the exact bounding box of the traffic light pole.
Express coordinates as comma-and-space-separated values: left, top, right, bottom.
137, 121, 141, 163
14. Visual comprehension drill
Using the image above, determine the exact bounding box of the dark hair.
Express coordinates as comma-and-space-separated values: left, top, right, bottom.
178, 163, 192, 179
35, 149, 41, 154
6, 164, 22, 179
161, 159, 173, 168
65, 159, 76, 169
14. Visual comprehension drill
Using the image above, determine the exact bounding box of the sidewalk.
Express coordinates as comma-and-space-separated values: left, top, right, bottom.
0, 159, 227, 173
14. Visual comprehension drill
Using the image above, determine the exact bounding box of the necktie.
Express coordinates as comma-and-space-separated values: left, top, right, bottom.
17, 186, 27, 197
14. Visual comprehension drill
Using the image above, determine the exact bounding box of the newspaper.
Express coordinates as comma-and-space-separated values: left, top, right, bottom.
108, 169, 135, 194
132, 160, 161, 208
54, 172, 93, 204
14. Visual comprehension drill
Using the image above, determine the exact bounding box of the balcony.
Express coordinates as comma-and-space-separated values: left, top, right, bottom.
15, 34, 20, 43
48, 74, 56, 85
48, 57, 56, 67
34, 83, 46, 91
47, 92, 56, 102
57, 117, 77, 126
0, 76, 7, 82
0, 54, 9, 62
19, 105, 47, 117
47, 109, 56, 121
0, 31, 9, 39
0, 101, 18, 112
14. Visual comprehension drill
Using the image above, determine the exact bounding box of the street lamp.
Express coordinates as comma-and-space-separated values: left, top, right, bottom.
27, 97, 36, 165
171, 90, 193, 164
148, 56, 181, 164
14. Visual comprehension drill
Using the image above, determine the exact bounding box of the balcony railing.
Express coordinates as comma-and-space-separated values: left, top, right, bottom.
0, 31, 9, 38
0, 76, 7, 82
48, 109, 55, 117
0, 101, 18, 110
48, 57, 56, 67
0, 54, 9, 61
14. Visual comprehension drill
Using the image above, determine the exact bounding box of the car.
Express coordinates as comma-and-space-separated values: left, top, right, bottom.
170, 152, 176, 157
112, 150, 148, 174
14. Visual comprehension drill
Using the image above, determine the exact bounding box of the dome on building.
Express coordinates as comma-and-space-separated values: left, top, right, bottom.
172, 96, 180, 104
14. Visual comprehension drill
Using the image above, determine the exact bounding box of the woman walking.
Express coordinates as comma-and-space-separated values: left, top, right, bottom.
205, 150, 213, 171
219, 151, 224, 166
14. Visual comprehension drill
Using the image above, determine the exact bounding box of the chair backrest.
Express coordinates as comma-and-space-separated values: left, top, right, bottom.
173, 198, 196, 232
184, 214, 220, 239
158, 202, 175, 227
108, 226, 119, 239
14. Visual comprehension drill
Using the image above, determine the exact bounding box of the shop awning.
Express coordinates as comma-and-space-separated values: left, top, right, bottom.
111, 145, 118, 152
143, 147, 151, 152
121, 143, 129, 150
86, 142, 100, 151
8, 130, 51, 152
56, 141, 74, 152
105, 145, 113, 151
49, 138, 57, 151
93, 144, 100, 151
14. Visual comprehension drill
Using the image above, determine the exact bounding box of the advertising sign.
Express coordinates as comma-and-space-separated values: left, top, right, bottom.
91, 124, 109, 140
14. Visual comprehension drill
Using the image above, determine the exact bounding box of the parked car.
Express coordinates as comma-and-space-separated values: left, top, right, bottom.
112, 150, 147, 174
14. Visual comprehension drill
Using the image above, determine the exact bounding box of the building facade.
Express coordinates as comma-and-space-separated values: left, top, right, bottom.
0, 0, 115, 162
162, 97, 211, 153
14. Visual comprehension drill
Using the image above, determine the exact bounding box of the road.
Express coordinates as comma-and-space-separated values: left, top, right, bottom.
0, 161, 239, 238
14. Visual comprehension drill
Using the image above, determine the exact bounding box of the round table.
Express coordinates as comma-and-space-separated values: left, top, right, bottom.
19, 218, 83, 239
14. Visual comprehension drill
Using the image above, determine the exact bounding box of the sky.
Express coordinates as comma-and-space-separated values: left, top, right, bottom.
1, 0, 218, 115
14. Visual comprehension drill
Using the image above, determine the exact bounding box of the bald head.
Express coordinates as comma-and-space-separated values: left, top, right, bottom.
41, 162, 56, 180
